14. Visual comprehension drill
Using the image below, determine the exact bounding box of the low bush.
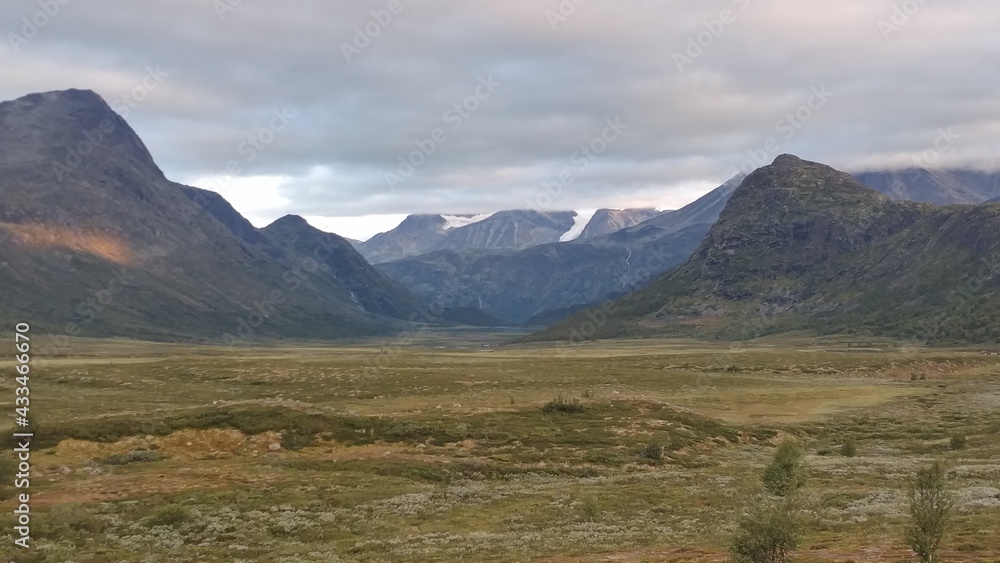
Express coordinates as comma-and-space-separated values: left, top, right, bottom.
36, 504, 108, 539
640, 441, 664, 460
145, 503, 194, 528
949, 434, 967, 451
99, 449, 167, 465
841, 437, 857, 457
542, 395, 586, 414
581, 496, 601, 522
729, 499, 802, 563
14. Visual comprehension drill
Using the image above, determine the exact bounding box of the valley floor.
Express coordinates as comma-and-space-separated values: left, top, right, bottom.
1, 334, 999, 561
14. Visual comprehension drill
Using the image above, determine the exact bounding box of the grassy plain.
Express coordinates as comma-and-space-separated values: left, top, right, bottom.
0, 333, 998, 561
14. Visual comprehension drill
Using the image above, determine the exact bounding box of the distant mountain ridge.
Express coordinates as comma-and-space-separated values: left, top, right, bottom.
357, 208, 667, 263
854, 168, 1000, 205
534, 155, 1000, 344
378, 178, 740, 324
577, 208, 662, 240
357, 166, 1000, 265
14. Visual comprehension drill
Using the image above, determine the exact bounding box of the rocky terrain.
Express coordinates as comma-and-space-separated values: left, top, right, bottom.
378, 179, 739, 324
0, 89, 432, 341
537, 155, 1000, 343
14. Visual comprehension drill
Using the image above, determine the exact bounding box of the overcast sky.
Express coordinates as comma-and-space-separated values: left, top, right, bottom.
2, 1, 999, 240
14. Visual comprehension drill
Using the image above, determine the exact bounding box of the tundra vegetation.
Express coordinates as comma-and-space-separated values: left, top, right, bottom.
0, 333, 998, 561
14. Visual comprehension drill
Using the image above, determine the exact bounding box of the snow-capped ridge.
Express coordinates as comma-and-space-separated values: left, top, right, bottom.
441, 213, 494, 230
559, 210, 597, 242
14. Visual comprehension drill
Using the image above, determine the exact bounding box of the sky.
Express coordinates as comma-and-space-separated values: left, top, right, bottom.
2, 1, 999, 241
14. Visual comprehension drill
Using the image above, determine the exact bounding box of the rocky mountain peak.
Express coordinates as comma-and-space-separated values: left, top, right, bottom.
0, 88, 163, 181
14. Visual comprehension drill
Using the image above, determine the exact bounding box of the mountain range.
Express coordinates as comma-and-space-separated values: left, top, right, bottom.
376, 178, 740, 324
0, 89, 431, 342
4, 88, 1000, 344
535, 155, 1000, 344
356, 167, 1000, 268
357, 208, 662, 264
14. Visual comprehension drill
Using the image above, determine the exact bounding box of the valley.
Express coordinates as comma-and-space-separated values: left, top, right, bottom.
4, 3, 1000, 561
1, 334, 998, 561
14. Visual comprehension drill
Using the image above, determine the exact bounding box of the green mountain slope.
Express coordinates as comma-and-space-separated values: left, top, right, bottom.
534, 155, 1000, 344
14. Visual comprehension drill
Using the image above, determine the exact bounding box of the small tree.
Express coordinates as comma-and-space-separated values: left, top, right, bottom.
762, 440, 807, 497
906, 461, 952, 563
729, 499, 802, 563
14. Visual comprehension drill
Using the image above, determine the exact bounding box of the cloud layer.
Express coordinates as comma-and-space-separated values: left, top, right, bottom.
3, 0, 999, 232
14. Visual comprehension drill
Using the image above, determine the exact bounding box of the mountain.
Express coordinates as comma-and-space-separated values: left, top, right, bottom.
0, 89, 428, 342
436, 210, 576, 252
357, 214, 451, 264
602, 176, 743, 247
262, 215, 428, 321
378, 180, 739, 324
536, 155, 1000, 344
358, 211, 577, 264
854, 168, 1000, 205
576, 208, 662, 240
179, 185, 276, 251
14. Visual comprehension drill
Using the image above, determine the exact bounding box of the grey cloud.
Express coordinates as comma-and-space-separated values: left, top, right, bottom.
1, 0, 998, 219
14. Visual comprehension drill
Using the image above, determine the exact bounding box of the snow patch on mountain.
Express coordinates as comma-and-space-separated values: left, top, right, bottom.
559, 210, 598, 242
441, 213, 494, 230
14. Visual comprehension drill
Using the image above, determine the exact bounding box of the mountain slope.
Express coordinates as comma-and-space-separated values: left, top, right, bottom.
357, 214, 450, 264
435, 210, 576, 252
378, 182, 738, 324
179, 185, 272, 248
0, 89, 424, 342
601, 176, 743, 247
358, 210, 578, 264
536, 155, 1000, 343
262, 215, 428, 321
576, 208, 662, 240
